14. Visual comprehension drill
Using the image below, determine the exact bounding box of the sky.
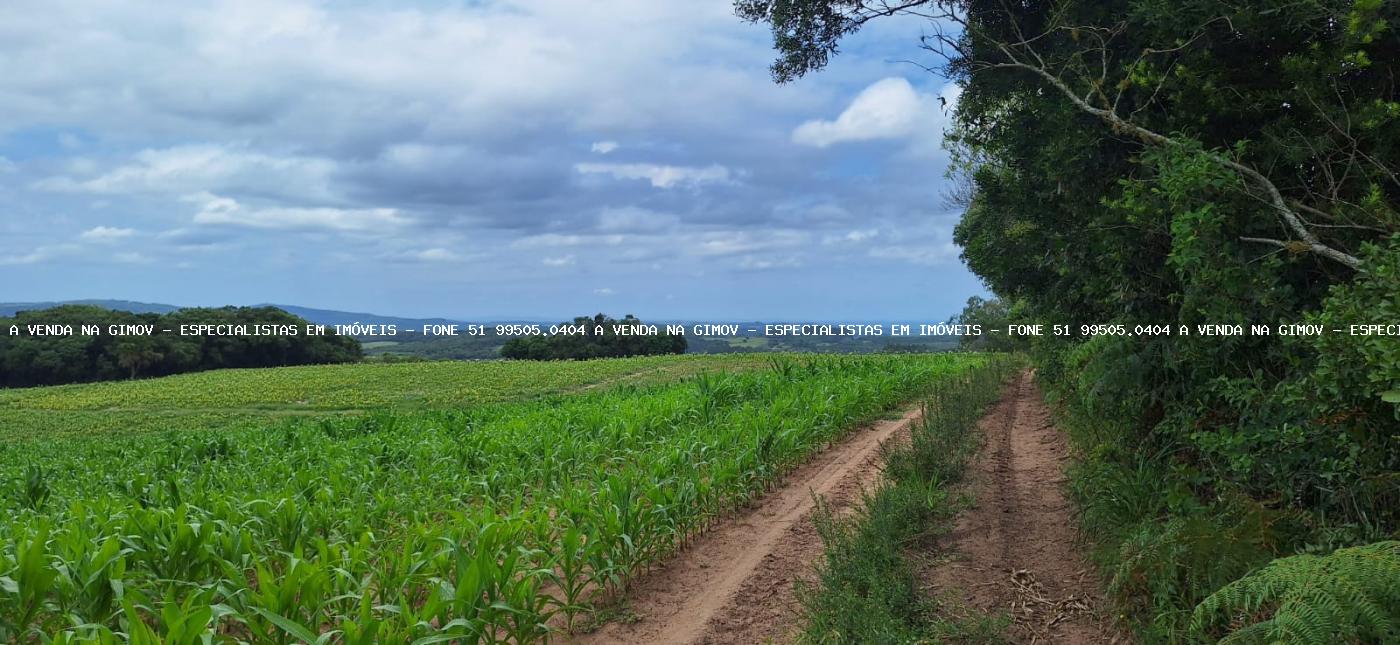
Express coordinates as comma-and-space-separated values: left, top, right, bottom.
0, 0, 986, 321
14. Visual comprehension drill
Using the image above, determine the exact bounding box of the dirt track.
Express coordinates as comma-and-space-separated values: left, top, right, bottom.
572, 407, 921, 644
922, 372, 1124, 643
574, 373, 1123, 644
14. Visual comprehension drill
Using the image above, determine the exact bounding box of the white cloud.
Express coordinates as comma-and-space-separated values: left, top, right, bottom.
0, 244, 79, 265
0, 1, 798, 146
113, 251, 152, 264
0, 1, 977, 318
79, 226, 136, 242
596, 206, 678, 233
824, 228, 879, 245
512, 233, 626, 249
691, 230, 809, 257
407, 248, 460, 262
793, 77, 925, 147
188, 193, 406, 231
575, 162, 731, 189
737, 255, 802, 270
593, 287, 615, 296
36, 145, 337, 202
869, 242, 960, 266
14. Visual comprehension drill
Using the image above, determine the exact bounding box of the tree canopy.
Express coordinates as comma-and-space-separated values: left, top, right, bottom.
1, 305, 362, 387
499, 314, 686, 360
744, 1, 1399, 635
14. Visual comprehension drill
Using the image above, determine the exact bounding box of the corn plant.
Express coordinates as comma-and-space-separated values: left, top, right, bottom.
0, 353, 996, 643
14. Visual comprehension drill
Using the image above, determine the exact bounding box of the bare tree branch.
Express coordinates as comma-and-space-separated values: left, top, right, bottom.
954, 12, 1365, 269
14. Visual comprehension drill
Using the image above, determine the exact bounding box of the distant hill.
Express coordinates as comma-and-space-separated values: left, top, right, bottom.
0, 299, 180, 317
258, 304, 464, 331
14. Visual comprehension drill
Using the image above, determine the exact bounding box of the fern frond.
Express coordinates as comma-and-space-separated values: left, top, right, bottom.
1192, 541, 1400, 643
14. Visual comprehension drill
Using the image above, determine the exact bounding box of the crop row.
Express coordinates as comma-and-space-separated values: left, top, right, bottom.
0, 354, 772, 414
0, 355, 774, 442
1, 354, 992, 643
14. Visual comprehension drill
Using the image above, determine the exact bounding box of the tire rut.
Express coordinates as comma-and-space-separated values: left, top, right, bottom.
568, 406, 922, 645
921, 371, 1128, 643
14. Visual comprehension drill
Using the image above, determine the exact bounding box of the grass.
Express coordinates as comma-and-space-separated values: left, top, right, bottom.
799, 355, 1018, 644
1048, 388, 1282, 642
0, 353, 991, 642
0, 354, 773, 441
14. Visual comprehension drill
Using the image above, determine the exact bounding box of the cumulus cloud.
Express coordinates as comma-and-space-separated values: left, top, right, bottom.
36, 145, 338, 203
512, 233, 627, 249
691, 230, 809, 257
188, 193, 406, 232
794, 77, 936, 148
0, 244, 79, 265
575, 162, 731, 189
737, 255, 802, 271
824, 229, 879, 245
80, 226, 136, 242
0, 0, 979, 319
405, 248, 461, 262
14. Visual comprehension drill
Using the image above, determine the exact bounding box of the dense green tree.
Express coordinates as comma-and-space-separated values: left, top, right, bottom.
743, 0, 1398, 526
743, 1, 1399, 636
0, 305, 362, 387
949, 295, 1023, 352
113, 336, 163, 380
500, 314, 686, 360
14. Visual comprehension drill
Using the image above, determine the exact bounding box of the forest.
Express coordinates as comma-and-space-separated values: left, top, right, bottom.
0, 305, 362, 387
742, 0, 1399, 640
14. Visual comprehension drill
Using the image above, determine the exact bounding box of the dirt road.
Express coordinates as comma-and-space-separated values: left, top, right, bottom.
572, 407, 922, 644
574, 373, 1123, 644
923, 372, 1124, 643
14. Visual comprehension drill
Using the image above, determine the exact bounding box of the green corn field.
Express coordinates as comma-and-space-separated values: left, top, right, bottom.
0, 353, 1001, 643
0, 354, 775, 441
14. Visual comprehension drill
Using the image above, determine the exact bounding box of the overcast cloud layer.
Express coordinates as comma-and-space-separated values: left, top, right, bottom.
0, 0, 983, 320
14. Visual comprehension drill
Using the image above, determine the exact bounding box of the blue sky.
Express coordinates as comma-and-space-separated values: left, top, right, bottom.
0, 0, 986, 321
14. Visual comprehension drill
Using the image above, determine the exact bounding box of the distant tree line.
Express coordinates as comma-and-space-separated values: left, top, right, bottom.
0, 305, 362, 387
500, 314, 685, 360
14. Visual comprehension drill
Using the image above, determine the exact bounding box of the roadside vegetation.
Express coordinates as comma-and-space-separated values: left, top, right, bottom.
800, 355, 1017, 643
0, 353, 986, 642
742, 0, 1399, 641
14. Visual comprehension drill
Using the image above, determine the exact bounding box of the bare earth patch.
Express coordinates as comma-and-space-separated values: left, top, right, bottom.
573, 373, 1126, 644
922, 371, 1128, 643
570, 407, 921, 645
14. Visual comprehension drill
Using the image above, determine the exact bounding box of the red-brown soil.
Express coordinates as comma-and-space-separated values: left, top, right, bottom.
572, 373, 1126, 644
